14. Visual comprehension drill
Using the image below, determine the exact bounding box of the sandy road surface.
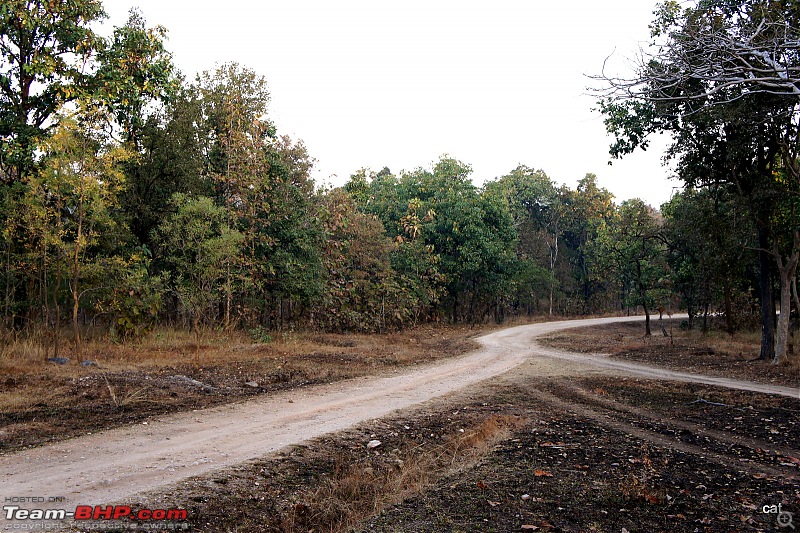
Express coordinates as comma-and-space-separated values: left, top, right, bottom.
1, 315, 797, 524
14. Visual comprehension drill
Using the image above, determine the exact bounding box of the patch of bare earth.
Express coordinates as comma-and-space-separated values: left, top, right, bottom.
0, 326, 481, 453
10, 317, 800, 532
121, 364, 800, 532
539, 320, 800, 389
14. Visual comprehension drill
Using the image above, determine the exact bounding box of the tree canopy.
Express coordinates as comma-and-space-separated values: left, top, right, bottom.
2, 0, 798, 368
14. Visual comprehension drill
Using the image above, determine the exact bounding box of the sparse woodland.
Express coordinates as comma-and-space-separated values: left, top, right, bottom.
0, 0, 798, 365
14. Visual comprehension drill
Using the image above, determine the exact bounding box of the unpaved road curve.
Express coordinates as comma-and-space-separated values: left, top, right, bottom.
1, 315, 797, 520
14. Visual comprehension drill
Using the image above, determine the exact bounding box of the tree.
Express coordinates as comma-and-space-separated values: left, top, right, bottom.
354, 156, 517, 323
195, 62, 273, 208
562, 174, 616, 313
255, 135, 323, 328
596, 0, 800, 362
0, 2, 176, 337
93, 9, 176, 147
312, 188, 396, 332
35, 115, 129, 354
0, 0, 106, 183
486, 166, 564, 315
594, 199, 669, 336
153, 194, 243, 335
120, 86, 209, 245
661, 188, 755, 331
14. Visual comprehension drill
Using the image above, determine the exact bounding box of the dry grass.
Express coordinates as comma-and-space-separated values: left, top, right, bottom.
285, 414, 526, 533
0, 323, 485, 452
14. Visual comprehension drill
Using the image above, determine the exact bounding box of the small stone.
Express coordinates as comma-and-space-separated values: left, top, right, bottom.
80, 360, 98, 367
245, 381, 259, 388
47, 357, 70, 365
521, 494, 531, 501
367, 439, 382, 449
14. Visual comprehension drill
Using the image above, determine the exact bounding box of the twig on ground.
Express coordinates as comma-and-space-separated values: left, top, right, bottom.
689, 398, 728, 407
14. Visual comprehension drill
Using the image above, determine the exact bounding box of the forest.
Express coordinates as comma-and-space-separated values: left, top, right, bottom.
1, 0, 798, 365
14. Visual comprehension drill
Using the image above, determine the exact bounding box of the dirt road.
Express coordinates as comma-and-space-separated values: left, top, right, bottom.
1, 315, 797, 525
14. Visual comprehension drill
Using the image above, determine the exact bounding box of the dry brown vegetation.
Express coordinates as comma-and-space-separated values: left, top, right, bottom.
284, 414, 526, 532
0, 324, 483, 452
7, 318, 800, 532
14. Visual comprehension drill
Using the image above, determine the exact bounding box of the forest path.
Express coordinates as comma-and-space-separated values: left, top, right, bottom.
1, 315, 796, 521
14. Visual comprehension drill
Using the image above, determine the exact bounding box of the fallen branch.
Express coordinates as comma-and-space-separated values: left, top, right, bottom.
689, 398, 728, 407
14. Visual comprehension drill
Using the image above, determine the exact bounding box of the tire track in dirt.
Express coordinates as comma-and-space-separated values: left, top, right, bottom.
527, 336, 800, 398
0, 315, 797, 526
558, 381, 800, 464
514, 381, 796, 480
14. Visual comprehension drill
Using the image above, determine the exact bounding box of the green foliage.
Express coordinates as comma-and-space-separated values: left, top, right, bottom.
6, 3, 769, 342
562, 174, 617, 312
661, 188, 755, 329
248, 325, 272, 344
486, 166, 563, 314
597, 100, 658, 160
95, 254, 165, 340
349, 156, 518, 323
93, 9, 178, 145
594, 199, 670, 333
153, 194, 243, 331
0, 0, 106, 181
121, 88, 210, 245
597, 0, 800, 356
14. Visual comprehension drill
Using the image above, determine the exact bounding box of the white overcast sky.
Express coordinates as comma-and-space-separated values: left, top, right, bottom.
101, 0, 680, 207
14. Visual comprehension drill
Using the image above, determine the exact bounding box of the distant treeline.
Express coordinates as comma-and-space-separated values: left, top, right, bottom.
0, 2, 790, 363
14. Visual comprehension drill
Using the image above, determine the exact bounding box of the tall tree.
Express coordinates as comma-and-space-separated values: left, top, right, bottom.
661, 188, 754, 332
35, 115, 129, 353
595, 199, 668, 336
0, 0, 105, 183
153, 194, 242, 335
562, 174, 616, 313
596, 0, 800, 362
486, 166, 564, 315
312, 188, 396, 332
355, 156, 517, 323
93, 8, 177, 147
120, 87, 208, 246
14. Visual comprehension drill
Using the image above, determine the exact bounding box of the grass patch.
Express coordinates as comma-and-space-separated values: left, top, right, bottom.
287, 414, 525, 532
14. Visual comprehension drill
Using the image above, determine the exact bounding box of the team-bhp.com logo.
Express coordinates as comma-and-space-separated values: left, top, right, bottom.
4, 504, 188, 521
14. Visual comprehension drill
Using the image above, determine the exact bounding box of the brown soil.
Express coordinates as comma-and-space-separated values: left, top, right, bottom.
131, 370, 800, 532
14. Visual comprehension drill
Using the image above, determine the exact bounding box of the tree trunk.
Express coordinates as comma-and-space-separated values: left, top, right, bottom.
192, 308, 200, 339
3, 233, 10, 330
643, 301, 651, 336
548, 226, 559, 316
772, 234, 799, 365
41, 244, 50, 358
53, 249, 62, 360
224, 261, 231, 331
757, 226, 776, 360
71, 197, 84, 356
723, 279, 734, 334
